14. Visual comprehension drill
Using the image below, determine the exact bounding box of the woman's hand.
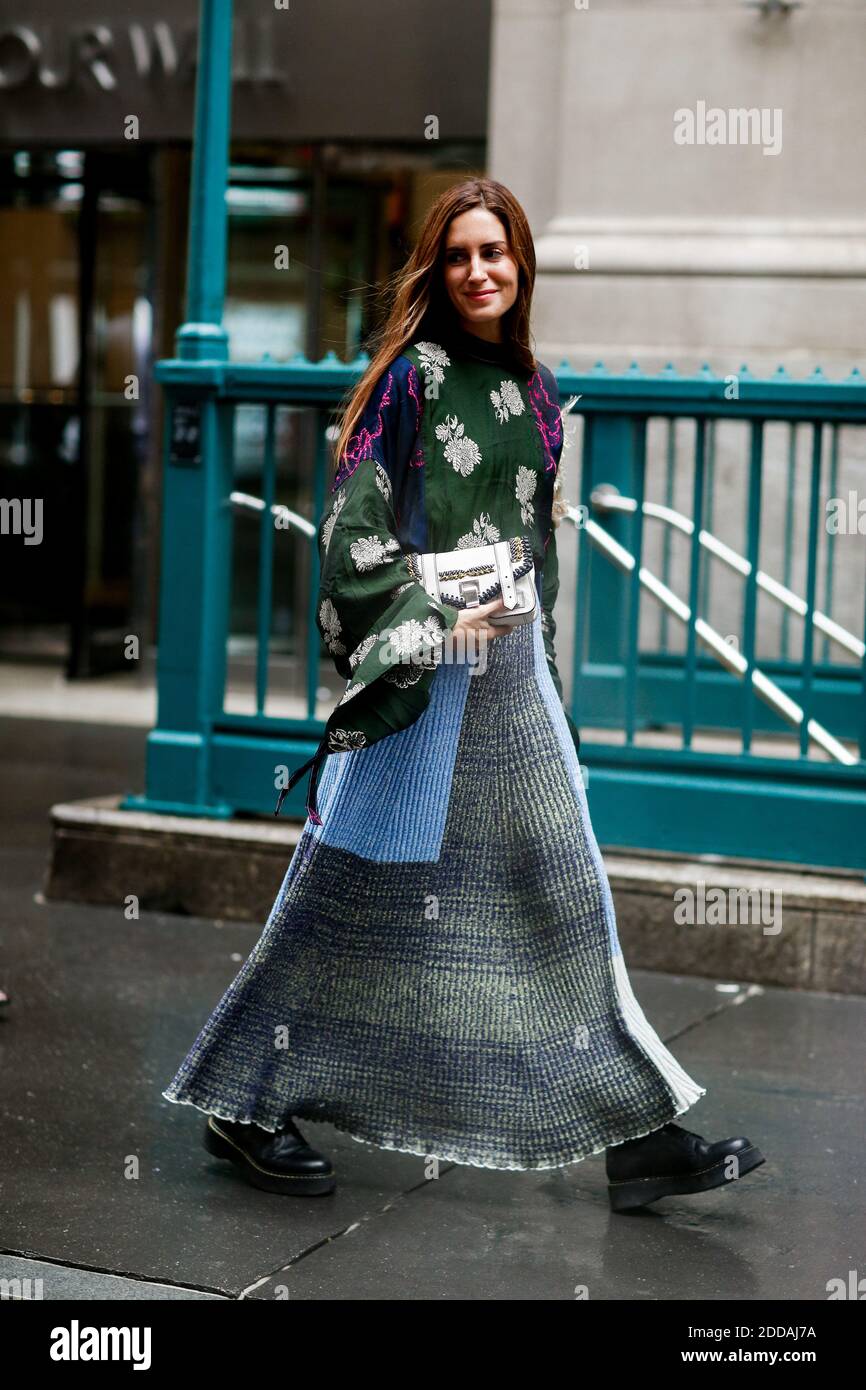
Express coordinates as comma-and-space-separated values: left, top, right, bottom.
452, 597, 511, 645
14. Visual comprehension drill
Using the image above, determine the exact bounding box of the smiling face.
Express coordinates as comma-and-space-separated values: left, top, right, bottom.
441, 206, 520, 342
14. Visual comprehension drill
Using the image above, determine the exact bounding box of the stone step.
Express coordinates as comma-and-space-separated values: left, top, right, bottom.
45, 794, 866, 996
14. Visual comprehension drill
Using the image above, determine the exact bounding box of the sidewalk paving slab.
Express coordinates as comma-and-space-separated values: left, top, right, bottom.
2, 713, 864, 1300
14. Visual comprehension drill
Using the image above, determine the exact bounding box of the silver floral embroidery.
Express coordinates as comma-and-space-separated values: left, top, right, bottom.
415, 341, 450, 385
390, 580, 416, 600
350, 534, 401, 572
515, 466, 537, 526
320, 487, 347, 554
348, 633, 378, 670
490, 379, 525, 424
456, 512, 501, 549
328, 728, 367, 752
338, 679, 367, 706
318, 597, 346, 655
435, 414, 482, 477
374, 460, 393, 504
389, 614, 446, 663
541, 610, 552, 636
384, 662, 426, 688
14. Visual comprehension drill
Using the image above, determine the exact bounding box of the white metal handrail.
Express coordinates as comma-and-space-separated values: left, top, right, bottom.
590, 485, 864, 661
565, 503, 858, 766
230, 490, 316, 538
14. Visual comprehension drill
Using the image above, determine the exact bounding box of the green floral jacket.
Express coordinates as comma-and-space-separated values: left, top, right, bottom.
278, 321, 579, 823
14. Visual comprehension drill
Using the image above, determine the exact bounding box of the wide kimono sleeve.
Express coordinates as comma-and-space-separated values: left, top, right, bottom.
540, 391, 581, 759
275, 354, 460, 825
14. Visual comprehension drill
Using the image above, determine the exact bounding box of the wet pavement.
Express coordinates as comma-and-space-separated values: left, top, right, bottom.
1, 714, 864, 1300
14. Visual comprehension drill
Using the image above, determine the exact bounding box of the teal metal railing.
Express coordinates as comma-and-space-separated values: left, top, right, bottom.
124, 354, 866, 871
550, 361, 866, 869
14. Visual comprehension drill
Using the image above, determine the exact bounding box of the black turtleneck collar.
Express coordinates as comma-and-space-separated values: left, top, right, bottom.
426, 317, 524, 370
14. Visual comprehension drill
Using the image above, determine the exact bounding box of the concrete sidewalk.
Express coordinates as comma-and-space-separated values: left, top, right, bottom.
1, 713, 864, 1300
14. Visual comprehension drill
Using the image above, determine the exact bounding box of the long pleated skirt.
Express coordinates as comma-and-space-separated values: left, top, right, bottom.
162, 607, 707, 1170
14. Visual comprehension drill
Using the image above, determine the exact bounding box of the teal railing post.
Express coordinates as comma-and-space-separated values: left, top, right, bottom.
581, 380, 648, 730
175, 0, 233, 364
125, 0, 236, 817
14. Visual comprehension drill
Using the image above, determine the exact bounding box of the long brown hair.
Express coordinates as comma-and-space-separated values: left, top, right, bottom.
331, 177, 538, 480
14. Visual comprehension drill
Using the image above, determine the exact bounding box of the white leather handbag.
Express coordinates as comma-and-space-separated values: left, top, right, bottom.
408, 534, 537, 627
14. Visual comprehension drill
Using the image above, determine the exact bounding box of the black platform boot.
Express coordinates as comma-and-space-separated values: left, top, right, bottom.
605, 1121, 764, 1213
203, 1115, 336, 1195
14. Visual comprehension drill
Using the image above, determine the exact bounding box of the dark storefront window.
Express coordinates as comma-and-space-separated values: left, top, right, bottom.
0, 148, 152, 674
0, 152, 83, 659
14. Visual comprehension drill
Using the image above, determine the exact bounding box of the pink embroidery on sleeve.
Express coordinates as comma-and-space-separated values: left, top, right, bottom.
528, 369, 563, 474
333, 370, 395, 491
407, 363, 422, 429
332, 360, 425, 491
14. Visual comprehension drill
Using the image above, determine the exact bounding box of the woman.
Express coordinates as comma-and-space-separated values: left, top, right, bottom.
162, 178, 764, 1212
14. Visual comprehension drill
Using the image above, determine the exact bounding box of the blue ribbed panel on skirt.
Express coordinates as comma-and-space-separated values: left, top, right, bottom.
310, 654, 472, 861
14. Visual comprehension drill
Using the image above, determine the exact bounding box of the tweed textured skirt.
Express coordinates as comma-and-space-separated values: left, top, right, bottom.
162, 607, 707, 1170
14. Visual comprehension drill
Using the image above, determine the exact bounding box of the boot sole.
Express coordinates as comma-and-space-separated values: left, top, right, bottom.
608, 1144, 765, 1212
203, 1118, 336, 1195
